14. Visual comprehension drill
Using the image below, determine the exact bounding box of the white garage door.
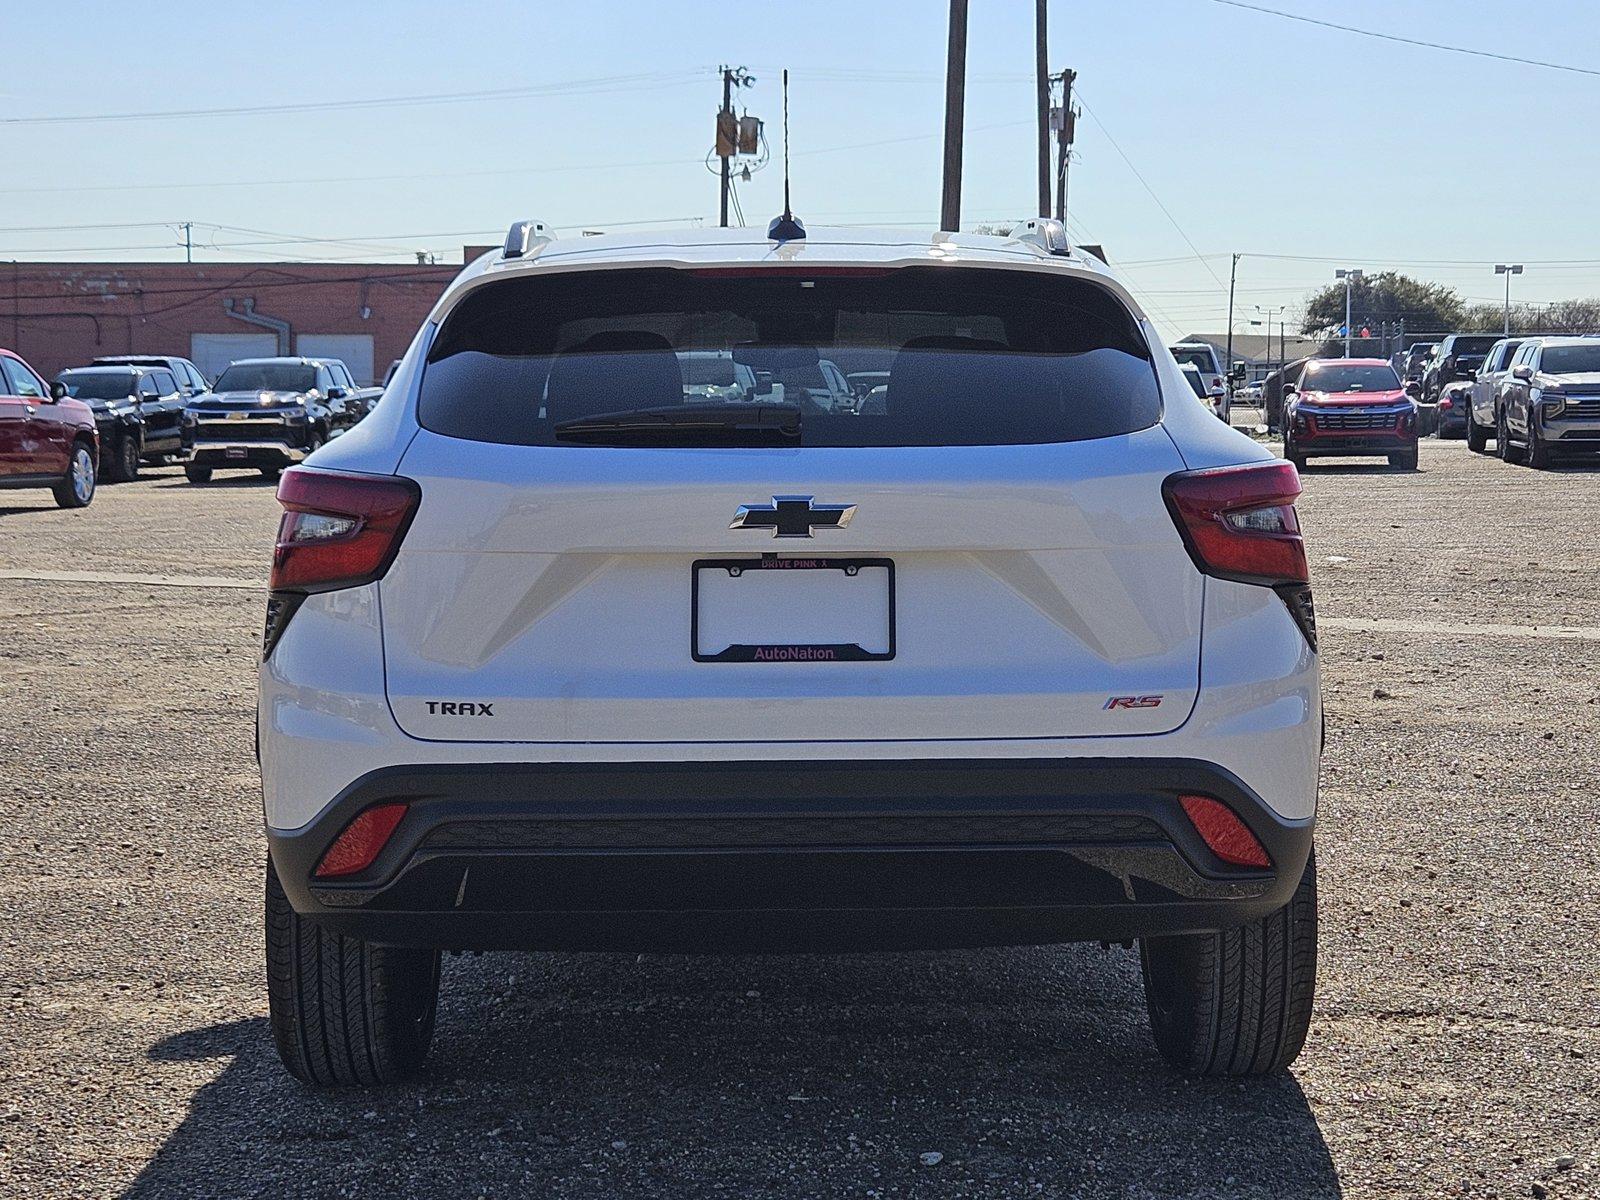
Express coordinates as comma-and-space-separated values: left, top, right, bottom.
297, 334, 375, 386
191, 333, 277, 383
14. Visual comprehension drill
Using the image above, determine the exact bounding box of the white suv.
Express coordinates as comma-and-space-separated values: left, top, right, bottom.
259, 219, 1321, 1086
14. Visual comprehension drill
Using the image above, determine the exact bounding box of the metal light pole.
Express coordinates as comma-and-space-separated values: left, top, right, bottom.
1256, 303, 1287, 382
1495, 264, 1524, 335
1335, 268, 1363, 356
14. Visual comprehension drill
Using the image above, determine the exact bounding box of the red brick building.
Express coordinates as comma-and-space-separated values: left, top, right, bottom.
2, 258, 469, 385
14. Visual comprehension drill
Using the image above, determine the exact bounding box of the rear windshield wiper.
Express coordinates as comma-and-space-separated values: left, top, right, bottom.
553, 402, 801, 446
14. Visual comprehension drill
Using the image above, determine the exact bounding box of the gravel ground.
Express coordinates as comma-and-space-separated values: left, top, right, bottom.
1, 442, 1596, 1199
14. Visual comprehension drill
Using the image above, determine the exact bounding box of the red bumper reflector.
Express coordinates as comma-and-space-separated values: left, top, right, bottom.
313, 802, 409, 878
1179, 794, 1271, 869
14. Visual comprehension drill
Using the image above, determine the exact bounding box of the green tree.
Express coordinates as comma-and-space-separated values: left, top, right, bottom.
1300, 272, 1464, 338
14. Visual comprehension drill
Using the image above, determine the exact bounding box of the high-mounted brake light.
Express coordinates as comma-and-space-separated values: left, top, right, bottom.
1162, 461, 1308, 587
313, 802, 409, 878
271, 468, 421, 594
1179, 794, 1271, 869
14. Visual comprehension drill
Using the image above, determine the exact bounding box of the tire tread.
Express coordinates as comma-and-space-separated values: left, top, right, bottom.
265, 857, 438, 1086
1142, 850, 1317, 1076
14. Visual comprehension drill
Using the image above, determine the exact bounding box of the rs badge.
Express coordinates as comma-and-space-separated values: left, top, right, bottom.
1104, 695, 1164, 710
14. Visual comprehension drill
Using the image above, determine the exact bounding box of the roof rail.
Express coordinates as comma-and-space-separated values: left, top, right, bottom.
1009, 217, 1072, 257
502, 220, 553, 259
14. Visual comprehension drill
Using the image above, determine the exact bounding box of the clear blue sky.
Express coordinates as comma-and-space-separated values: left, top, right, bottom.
4, 0, 1598, 339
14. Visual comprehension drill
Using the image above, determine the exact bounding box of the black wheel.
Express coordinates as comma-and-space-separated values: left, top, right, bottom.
259, 466, 283, 480
1141, 850, 1317, 1076
51, 441, 96, 509
1388, 447, 1419, 471
184, 464, 212, 484
1498, 409, 1526, 464
265, 857, 440, 1087
1526, 419, 1552, 470
106, 432, 141, 483
1283, 435, 1306, 472
1466, 411, 1488, 453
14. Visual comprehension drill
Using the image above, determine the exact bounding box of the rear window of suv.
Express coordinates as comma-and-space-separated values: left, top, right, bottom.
419, 267, 1160, 447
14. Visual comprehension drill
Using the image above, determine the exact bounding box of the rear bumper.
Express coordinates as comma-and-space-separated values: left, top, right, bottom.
266, 758, 1315, 952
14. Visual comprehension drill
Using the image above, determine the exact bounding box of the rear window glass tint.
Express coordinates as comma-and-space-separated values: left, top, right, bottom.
1169, 347, 1218, 373
420, 267, 1160, 448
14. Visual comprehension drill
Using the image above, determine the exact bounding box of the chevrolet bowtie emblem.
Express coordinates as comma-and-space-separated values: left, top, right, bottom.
730, 495, 856, 538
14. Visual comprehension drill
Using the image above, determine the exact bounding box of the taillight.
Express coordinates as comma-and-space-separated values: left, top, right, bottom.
313, 802, 409, 878
1438, 397, 1453, 410
1164, 462, 1315, 650
271, 468, 421, 594
1163, 462, 1308, 587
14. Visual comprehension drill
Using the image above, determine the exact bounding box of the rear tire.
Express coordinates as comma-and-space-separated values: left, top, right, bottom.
1141, 850, 1317, 1076
184, 464, 212, 484
265, 857, 440, 1087
51, 442, 96, 509
259, 466, 282, 480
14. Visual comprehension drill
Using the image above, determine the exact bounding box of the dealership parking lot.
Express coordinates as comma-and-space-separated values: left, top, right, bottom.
1, 442, 1597, 1199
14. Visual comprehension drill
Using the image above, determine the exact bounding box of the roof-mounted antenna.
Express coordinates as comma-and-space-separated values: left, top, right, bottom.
767, 70, 805, 242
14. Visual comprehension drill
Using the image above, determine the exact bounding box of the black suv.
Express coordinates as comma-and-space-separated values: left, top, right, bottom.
55, 364, 192, 481
1422, 334, 1499, 402
93, 355, 210, 398
185, 357, 373, 482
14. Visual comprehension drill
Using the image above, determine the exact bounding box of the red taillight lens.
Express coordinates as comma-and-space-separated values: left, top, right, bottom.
271, 468, 420, 593
313, 802, 409, 878
1162, 461, 1308, 587
1179, 794, 1271, 869
1439, 397, 1453, 410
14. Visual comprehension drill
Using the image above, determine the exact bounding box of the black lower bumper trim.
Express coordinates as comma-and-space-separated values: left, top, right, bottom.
266, 759, 1315, 951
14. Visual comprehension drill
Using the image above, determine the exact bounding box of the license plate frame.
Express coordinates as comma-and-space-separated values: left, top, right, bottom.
691, 556, 895, 663
225, 447, 248, 459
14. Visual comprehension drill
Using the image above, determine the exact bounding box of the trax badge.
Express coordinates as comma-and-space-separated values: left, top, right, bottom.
1104, 695, 1163, 710
426, 701, 494, 716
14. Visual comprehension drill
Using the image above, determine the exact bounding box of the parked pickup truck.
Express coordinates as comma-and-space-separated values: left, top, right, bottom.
56, 364, 192, 481
184, 357, 379, 483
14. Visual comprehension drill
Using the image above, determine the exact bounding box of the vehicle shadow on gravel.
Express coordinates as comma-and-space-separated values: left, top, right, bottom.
151, 477, 279, 490
123, 948, 1340, 1199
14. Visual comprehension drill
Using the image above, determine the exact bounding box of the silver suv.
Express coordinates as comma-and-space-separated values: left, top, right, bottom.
1495, 336, 1600, 467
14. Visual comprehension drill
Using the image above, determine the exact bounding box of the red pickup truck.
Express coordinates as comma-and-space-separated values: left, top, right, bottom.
0, 348, 99, 507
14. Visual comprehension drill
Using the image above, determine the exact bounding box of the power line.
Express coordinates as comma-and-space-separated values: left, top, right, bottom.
0, 70, 708, 127
0, 119, 1032, 199
1073, 94, 1231, 295
1210, 1, 1600, 79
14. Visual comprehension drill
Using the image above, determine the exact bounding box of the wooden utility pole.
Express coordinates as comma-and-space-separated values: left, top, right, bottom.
1226, 252, 1239, 396
1035, 0, 1050, 217
1053, 68, 1076, 222
940, 0, 969, 232
718, 68, 733, 228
